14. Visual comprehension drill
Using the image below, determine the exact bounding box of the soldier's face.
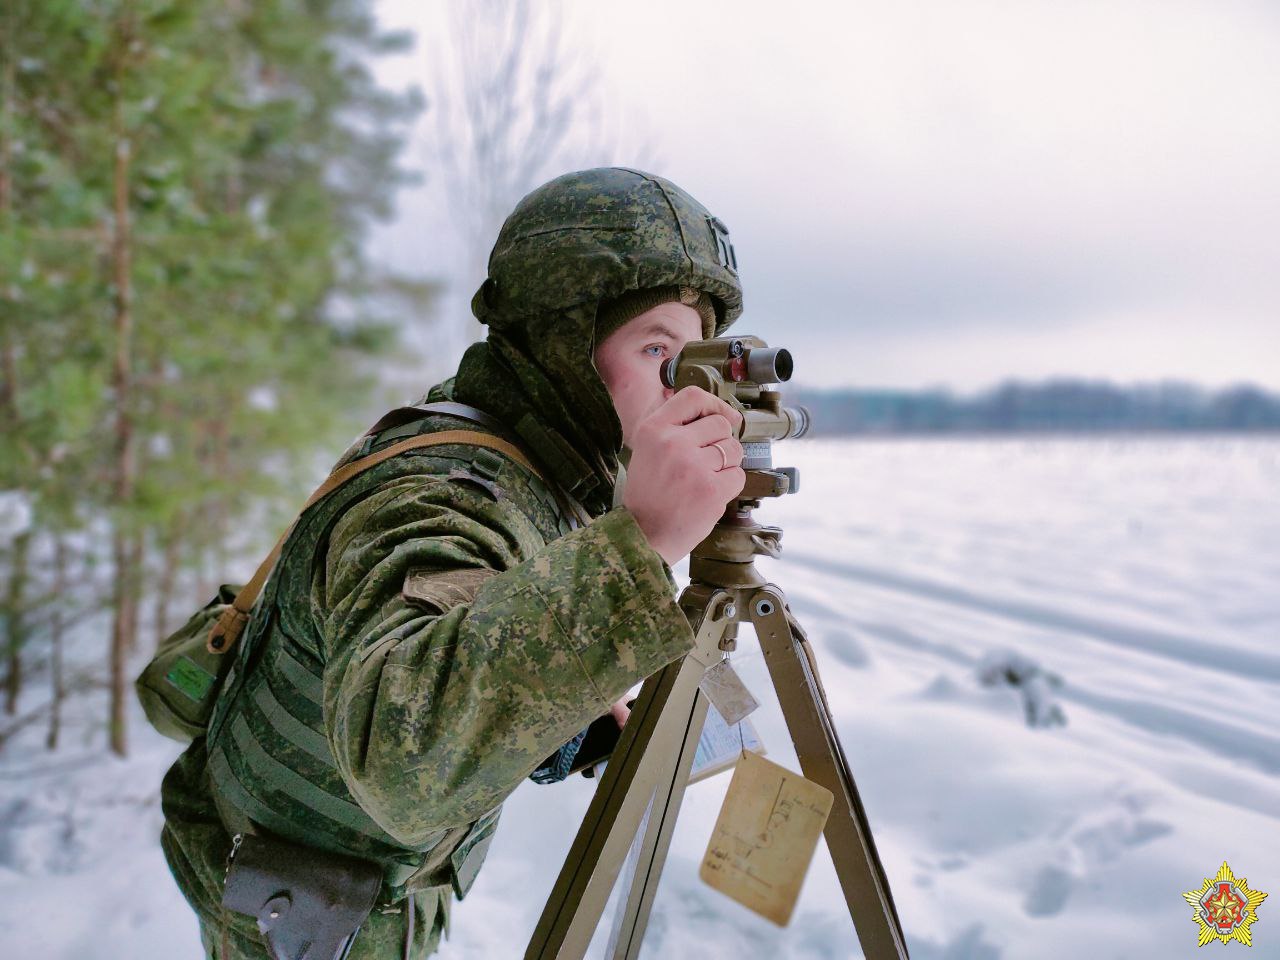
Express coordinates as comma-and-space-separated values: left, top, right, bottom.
594, 302, 703, 449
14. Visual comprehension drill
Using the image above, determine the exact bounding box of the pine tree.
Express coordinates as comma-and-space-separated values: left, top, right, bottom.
0, 0, 427, 756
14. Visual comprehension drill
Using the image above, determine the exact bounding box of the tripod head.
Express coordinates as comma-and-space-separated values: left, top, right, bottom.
660, 336, 811, 597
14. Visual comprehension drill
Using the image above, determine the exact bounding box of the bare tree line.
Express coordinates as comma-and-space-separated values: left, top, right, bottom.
429, 0, 657, 342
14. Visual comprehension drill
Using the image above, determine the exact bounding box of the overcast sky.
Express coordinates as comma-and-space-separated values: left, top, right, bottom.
370, 0, 1279, 393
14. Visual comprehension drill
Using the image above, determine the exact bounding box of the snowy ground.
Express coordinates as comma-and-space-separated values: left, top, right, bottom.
2, 436, 1277, 959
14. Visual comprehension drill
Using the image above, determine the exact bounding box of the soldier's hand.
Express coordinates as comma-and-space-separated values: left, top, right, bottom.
623, 387, 745, 567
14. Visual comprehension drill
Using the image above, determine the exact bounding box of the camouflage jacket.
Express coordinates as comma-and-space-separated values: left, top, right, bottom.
312, 414, 691, 841
160, 401, 694, 957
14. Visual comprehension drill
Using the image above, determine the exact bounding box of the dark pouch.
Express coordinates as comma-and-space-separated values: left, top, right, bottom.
222, 832, 383, 960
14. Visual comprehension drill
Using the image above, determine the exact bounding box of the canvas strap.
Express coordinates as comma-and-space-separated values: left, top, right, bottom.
206, 428, 544, 655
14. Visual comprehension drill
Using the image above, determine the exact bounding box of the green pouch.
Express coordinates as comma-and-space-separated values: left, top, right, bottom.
135, 584, 243, 742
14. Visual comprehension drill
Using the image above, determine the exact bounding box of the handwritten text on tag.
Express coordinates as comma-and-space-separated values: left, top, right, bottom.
698, 750, 833, 926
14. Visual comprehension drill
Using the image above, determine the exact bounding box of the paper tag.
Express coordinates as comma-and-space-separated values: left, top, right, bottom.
689, 701, 765, 785
698, 751, 833, 926
699, 659, 759, 726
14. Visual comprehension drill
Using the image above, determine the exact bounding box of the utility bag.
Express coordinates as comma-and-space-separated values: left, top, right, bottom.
135, 402, 585, 743
136, 583, 245, 742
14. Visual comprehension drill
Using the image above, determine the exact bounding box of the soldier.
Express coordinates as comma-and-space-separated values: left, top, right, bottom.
158, 167, 746, 958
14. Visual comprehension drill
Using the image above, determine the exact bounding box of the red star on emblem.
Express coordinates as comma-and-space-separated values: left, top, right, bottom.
1202, 882, 1246, 931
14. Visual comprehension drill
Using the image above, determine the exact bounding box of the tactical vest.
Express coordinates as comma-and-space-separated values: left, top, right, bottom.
205, 406, 588, 902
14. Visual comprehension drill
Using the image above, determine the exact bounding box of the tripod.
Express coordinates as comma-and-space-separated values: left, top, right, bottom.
524, 474, 911, 959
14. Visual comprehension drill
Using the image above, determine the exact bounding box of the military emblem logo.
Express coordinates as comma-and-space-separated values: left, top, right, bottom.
1183, 861, 1268, 947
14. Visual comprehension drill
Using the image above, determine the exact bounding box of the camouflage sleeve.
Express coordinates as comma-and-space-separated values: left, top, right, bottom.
317, 473, 693, 847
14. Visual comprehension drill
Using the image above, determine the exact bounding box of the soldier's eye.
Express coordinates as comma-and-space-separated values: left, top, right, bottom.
644, 344, 666, 357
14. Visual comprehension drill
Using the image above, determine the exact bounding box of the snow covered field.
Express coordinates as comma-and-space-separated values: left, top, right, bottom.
2, 436, 1277, 959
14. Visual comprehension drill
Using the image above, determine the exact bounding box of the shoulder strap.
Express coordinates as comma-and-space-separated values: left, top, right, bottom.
206, 428, 543, 655
363, 400, 512, 441
378, 401, 594, 531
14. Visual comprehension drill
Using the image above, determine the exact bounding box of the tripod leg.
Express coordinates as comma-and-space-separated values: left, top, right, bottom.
525, 651, 710, 959
750, 587, 911, 960
606, 689, 710, 960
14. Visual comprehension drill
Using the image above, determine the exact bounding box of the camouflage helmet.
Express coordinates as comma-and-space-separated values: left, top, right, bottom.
472, 167, 743, 335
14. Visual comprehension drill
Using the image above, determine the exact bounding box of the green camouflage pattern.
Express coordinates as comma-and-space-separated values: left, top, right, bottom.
158, 167, 738, 958
160, 412, 694, 956
475, 167, 742, 329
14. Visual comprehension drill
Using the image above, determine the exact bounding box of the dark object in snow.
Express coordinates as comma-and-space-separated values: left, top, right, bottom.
977, 649, 1067, 728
